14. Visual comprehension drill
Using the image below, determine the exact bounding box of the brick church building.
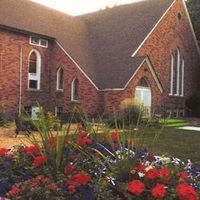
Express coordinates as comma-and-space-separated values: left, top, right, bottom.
0, 0, 199, 118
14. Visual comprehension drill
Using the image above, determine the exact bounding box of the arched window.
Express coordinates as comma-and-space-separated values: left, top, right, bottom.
71, 79, 79, 101
28, 50, 41, 90
169, 48, 184, 96
137, 77, 149, 87
56, 68, 64, 90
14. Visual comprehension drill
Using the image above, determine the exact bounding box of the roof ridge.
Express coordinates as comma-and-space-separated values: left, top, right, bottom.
28, 0, 73, 18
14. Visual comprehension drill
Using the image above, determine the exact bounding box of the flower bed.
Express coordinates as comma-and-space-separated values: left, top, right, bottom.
0, 111, 199, 199
0, 130, 199, 200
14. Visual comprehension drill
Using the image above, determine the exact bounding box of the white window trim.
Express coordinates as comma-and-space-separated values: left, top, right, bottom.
175, 49, 180, 96
71, 79, 79, 102
56, 67, 64, 91
169, 54, 174, 95
28, 49, 41, 90
55, 107, 58, 117
180, 59, 184, 96
29, 36, 48, 48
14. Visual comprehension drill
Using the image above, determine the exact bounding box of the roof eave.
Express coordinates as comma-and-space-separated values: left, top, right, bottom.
0, 24, 55, 40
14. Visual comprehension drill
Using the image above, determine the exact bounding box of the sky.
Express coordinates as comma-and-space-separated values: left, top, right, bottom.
31, 0, 143, 16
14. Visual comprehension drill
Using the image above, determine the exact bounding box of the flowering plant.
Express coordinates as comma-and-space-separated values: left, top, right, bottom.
85, 130, 200, 199
0, 110, 199, 199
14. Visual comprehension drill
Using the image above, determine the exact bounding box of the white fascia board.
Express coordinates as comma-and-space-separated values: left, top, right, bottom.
145, 58, 163, 93
56, 41, 99, 91
101, 57, 163, 93
100, 59, 146, 91
181, 0, 200, 56
100, 88, 125, 91
131, 0, 176, 57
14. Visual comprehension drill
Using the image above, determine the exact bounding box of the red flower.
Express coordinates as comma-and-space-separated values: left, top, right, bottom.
70, 154, 77, 161
35, 176, 43, 181
77, 137, 93, 146
42, 177, 49, 183
151, 183, 166, 198
32, 182, 39, 188
8, 187, 21, 197
47, 183, 58, 190
71, 173, 91, 185
127, 180, 145, 196
0, 148, 8, 157
79, 131, 88, 138
177, 183, 198, 200
135, 163, 147, 172
159, 168, 170, 179
68, 184, 76, 191
83, 138, 93, 144
22, 146, 40, 156
64, 164, 76, 174
111, 131, 119, 143
180, 172, 189, 181
33, 155, 47, 167
94, 152, 100, 157
145, 169, 159, 180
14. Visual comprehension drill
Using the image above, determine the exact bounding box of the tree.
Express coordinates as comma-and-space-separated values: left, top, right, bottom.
186, 0, 200, 40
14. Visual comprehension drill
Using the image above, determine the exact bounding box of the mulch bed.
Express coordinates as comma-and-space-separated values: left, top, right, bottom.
0, 126, 30, 148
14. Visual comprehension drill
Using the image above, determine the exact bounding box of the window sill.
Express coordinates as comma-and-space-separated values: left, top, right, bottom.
56, 89, 64, 92
168, 94, 184, 98
70, 100, 80, 104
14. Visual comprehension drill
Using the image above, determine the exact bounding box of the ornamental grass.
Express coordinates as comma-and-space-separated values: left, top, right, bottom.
0, 109, 199, 199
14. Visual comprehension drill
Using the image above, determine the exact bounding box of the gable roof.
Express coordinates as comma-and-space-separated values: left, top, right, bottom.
0, 0, 174, 89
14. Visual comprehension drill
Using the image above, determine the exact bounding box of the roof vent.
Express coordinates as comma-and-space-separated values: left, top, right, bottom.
177, 13, 182, 20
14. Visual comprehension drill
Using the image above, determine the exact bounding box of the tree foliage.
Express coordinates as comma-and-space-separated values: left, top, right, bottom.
186, 0, 200, 40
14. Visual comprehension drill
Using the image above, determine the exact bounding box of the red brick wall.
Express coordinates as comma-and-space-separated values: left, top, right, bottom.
48, 42, 99, 116
101, 0, 200, 114
0, 29, 100, 118
0, 0, 199, 118
137, 0, 200, 110
101, 62, 162, 113
0, 29, 51, 117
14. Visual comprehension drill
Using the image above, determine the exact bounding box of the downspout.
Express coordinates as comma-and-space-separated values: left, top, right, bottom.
19, 48, 23, 116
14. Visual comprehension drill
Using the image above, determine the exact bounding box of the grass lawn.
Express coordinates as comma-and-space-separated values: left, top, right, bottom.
137, 127, 200, 166
0, 122, 199, 166
159, 118, 190, 127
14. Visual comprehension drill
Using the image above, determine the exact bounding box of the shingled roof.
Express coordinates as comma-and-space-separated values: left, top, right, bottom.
0, 0, 174, 89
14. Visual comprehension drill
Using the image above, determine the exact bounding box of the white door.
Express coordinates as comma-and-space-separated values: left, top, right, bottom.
135, 86, 151, 115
